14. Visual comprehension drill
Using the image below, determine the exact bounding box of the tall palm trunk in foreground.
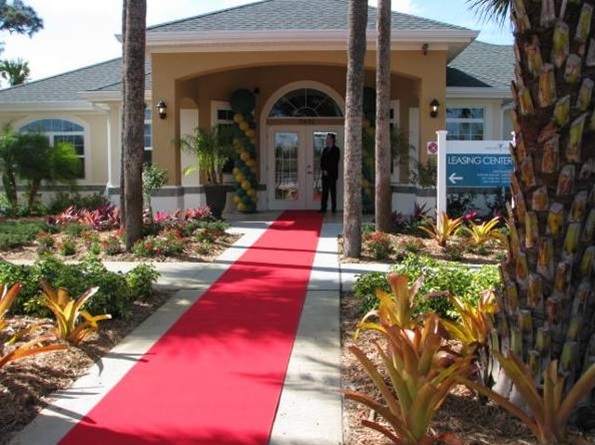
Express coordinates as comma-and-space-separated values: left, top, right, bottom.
121, 0, 147, 249
375, 0, 392, 232
469, 0, 595, 404
343, 0, 368, 258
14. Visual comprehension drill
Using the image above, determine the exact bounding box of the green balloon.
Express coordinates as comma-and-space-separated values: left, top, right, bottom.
230, 89, 256, 114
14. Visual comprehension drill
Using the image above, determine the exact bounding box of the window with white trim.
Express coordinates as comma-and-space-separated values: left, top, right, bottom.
269, 88, 343, 117
19, 119, 86, 178
212, 102, 236, 173
446, 107, 484, 140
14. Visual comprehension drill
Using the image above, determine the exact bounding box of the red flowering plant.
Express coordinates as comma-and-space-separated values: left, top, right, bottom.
364, 231, 394, 260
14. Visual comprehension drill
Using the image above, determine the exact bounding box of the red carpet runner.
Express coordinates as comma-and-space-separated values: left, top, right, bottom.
58, 210, 323, 445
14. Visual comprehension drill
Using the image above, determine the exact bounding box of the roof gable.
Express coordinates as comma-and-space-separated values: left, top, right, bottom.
148, 0, 471, 33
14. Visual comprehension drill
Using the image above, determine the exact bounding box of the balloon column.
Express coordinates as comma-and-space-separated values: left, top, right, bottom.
229, 89, 259, 213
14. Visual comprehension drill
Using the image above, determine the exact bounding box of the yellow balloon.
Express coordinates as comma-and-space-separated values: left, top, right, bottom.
239, 121, 249, 131
233, 113, 244, 124
237, 202, 246, 212
247, 188, 256, 197
240, 151, 250, 161
245, 129, 255, 139
246, 159, 255, 168
233, 195, 241, 204
250, 137, 257, 145
235, 173, 245, 183
232, 167, 240, 176
241, 180, 251, 191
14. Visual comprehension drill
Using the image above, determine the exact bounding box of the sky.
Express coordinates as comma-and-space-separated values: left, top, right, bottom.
0, 0, 513, 82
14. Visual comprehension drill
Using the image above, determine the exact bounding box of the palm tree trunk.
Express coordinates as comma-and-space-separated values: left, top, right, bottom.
374, 0, 392, 232
480, 0, 595, 405
120, 0, 128, 227
121, 0, 146, 249
343, 0, 368, 258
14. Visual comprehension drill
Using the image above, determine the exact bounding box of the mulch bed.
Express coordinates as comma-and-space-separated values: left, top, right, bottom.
1, 229, 593, 445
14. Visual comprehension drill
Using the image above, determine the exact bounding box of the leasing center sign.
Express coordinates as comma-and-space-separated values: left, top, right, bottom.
446, 153, 512, 187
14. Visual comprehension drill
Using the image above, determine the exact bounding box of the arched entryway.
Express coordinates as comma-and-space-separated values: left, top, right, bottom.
261, 83, 345, 210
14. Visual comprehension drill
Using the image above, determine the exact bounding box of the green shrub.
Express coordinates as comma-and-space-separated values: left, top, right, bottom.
352, 272, 391, 314
62, 222, 86, 237
0, 255, 160, 319
0, 221, 53, 249
58, 237, 76, 256
125, 264, 160, 301
363, 231, 393, 260
352, 252, 500, 319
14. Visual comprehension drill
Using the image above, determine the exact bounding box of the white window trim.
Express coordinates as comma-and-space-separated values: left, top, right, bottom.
445, 106, 486, 140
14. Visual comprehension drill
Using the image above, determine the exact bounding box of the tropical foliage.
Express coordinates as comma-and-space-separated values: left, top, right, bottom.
39, 279, 111, 345
347, 275, 475, 444
419, 212, 464, 247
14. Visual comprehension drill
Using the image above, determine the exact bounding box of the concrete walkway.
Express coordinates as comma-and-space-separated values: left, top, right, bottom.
9, 212, 390, 445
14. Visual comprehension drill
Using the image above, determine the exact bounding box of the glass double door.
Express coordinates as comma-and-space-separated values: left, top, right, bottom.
268, 125, 343, 210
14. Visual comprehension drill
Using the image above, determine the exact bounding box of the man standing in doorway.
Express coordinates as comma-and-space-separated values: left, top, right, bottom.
319, 133, 340, 214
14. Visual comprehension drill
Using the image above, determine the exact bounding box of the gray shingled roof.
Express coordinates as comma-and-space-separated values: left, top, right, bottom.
0, 0, 509, 106
0, 59, 150, 104
148, 0, 470, 33
447, 41, 513, 89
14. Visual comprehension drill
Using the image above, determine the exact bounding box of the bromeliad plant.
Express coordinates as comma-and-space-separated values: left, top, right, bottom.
460, 216, 501, 247
0, 333, 67, 369
357, 273, 424, 331
419, 212, 464, 247
346, 313, 472, 445
440, 289, 499, 386
0, 281, 67, 369
39, 279, 111, 345
456, 352, 595, 445
0, 282, 21, 331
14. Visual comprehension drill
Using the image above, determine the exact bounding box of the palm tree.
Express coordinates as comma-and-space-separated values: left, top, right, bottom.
0, 58, 30, 86
467, 0, 595, 406
120, 0, 147, 249
374, 0, 392, 232
343, 0, 368, 258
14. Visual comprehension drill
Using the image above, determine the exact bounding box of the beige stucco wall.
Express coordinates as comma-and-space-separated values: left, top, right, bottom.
150, 48, 447, 185
0, 110, 110, 186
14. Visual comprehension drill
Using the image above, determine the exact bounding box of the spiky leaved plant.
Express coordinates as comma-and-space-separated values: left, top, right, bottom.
467, 0, 595, 412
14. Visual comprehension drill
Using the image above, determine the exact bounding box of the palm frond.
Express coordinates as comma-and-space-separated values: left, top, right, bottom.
466, 0, 512, 28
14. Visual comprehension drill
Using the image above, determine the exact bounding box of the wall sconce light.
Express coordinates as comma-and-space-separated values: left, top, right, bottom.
156, 100, 167, 119
430, 98, 440, 118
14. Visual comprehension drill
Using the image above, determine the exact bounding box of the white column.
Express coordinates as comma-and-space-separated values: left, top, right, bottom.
106, 105, 121, 188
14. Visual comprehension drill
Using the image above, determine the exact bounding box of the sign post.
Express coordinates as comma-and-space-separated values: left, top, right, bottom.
436, 131, 448, 224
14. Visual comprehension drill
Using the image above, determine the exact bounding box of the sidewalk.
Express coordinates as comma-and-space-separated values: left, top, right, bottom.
9, 212, 390, 445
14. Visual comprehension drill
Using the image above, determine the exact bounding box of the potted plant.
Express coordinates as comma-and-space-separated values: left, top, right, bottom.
179, 125, 235, 219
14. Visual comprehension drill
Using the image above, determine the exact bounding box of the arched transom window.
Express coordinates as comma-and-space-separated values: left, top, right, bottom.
20, 119, 86, 178
269, 88, 343, 118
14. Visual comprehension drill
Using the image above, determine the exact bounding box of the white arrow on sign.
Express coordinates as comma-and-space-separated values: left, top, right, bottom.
449, 172, 463, 184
